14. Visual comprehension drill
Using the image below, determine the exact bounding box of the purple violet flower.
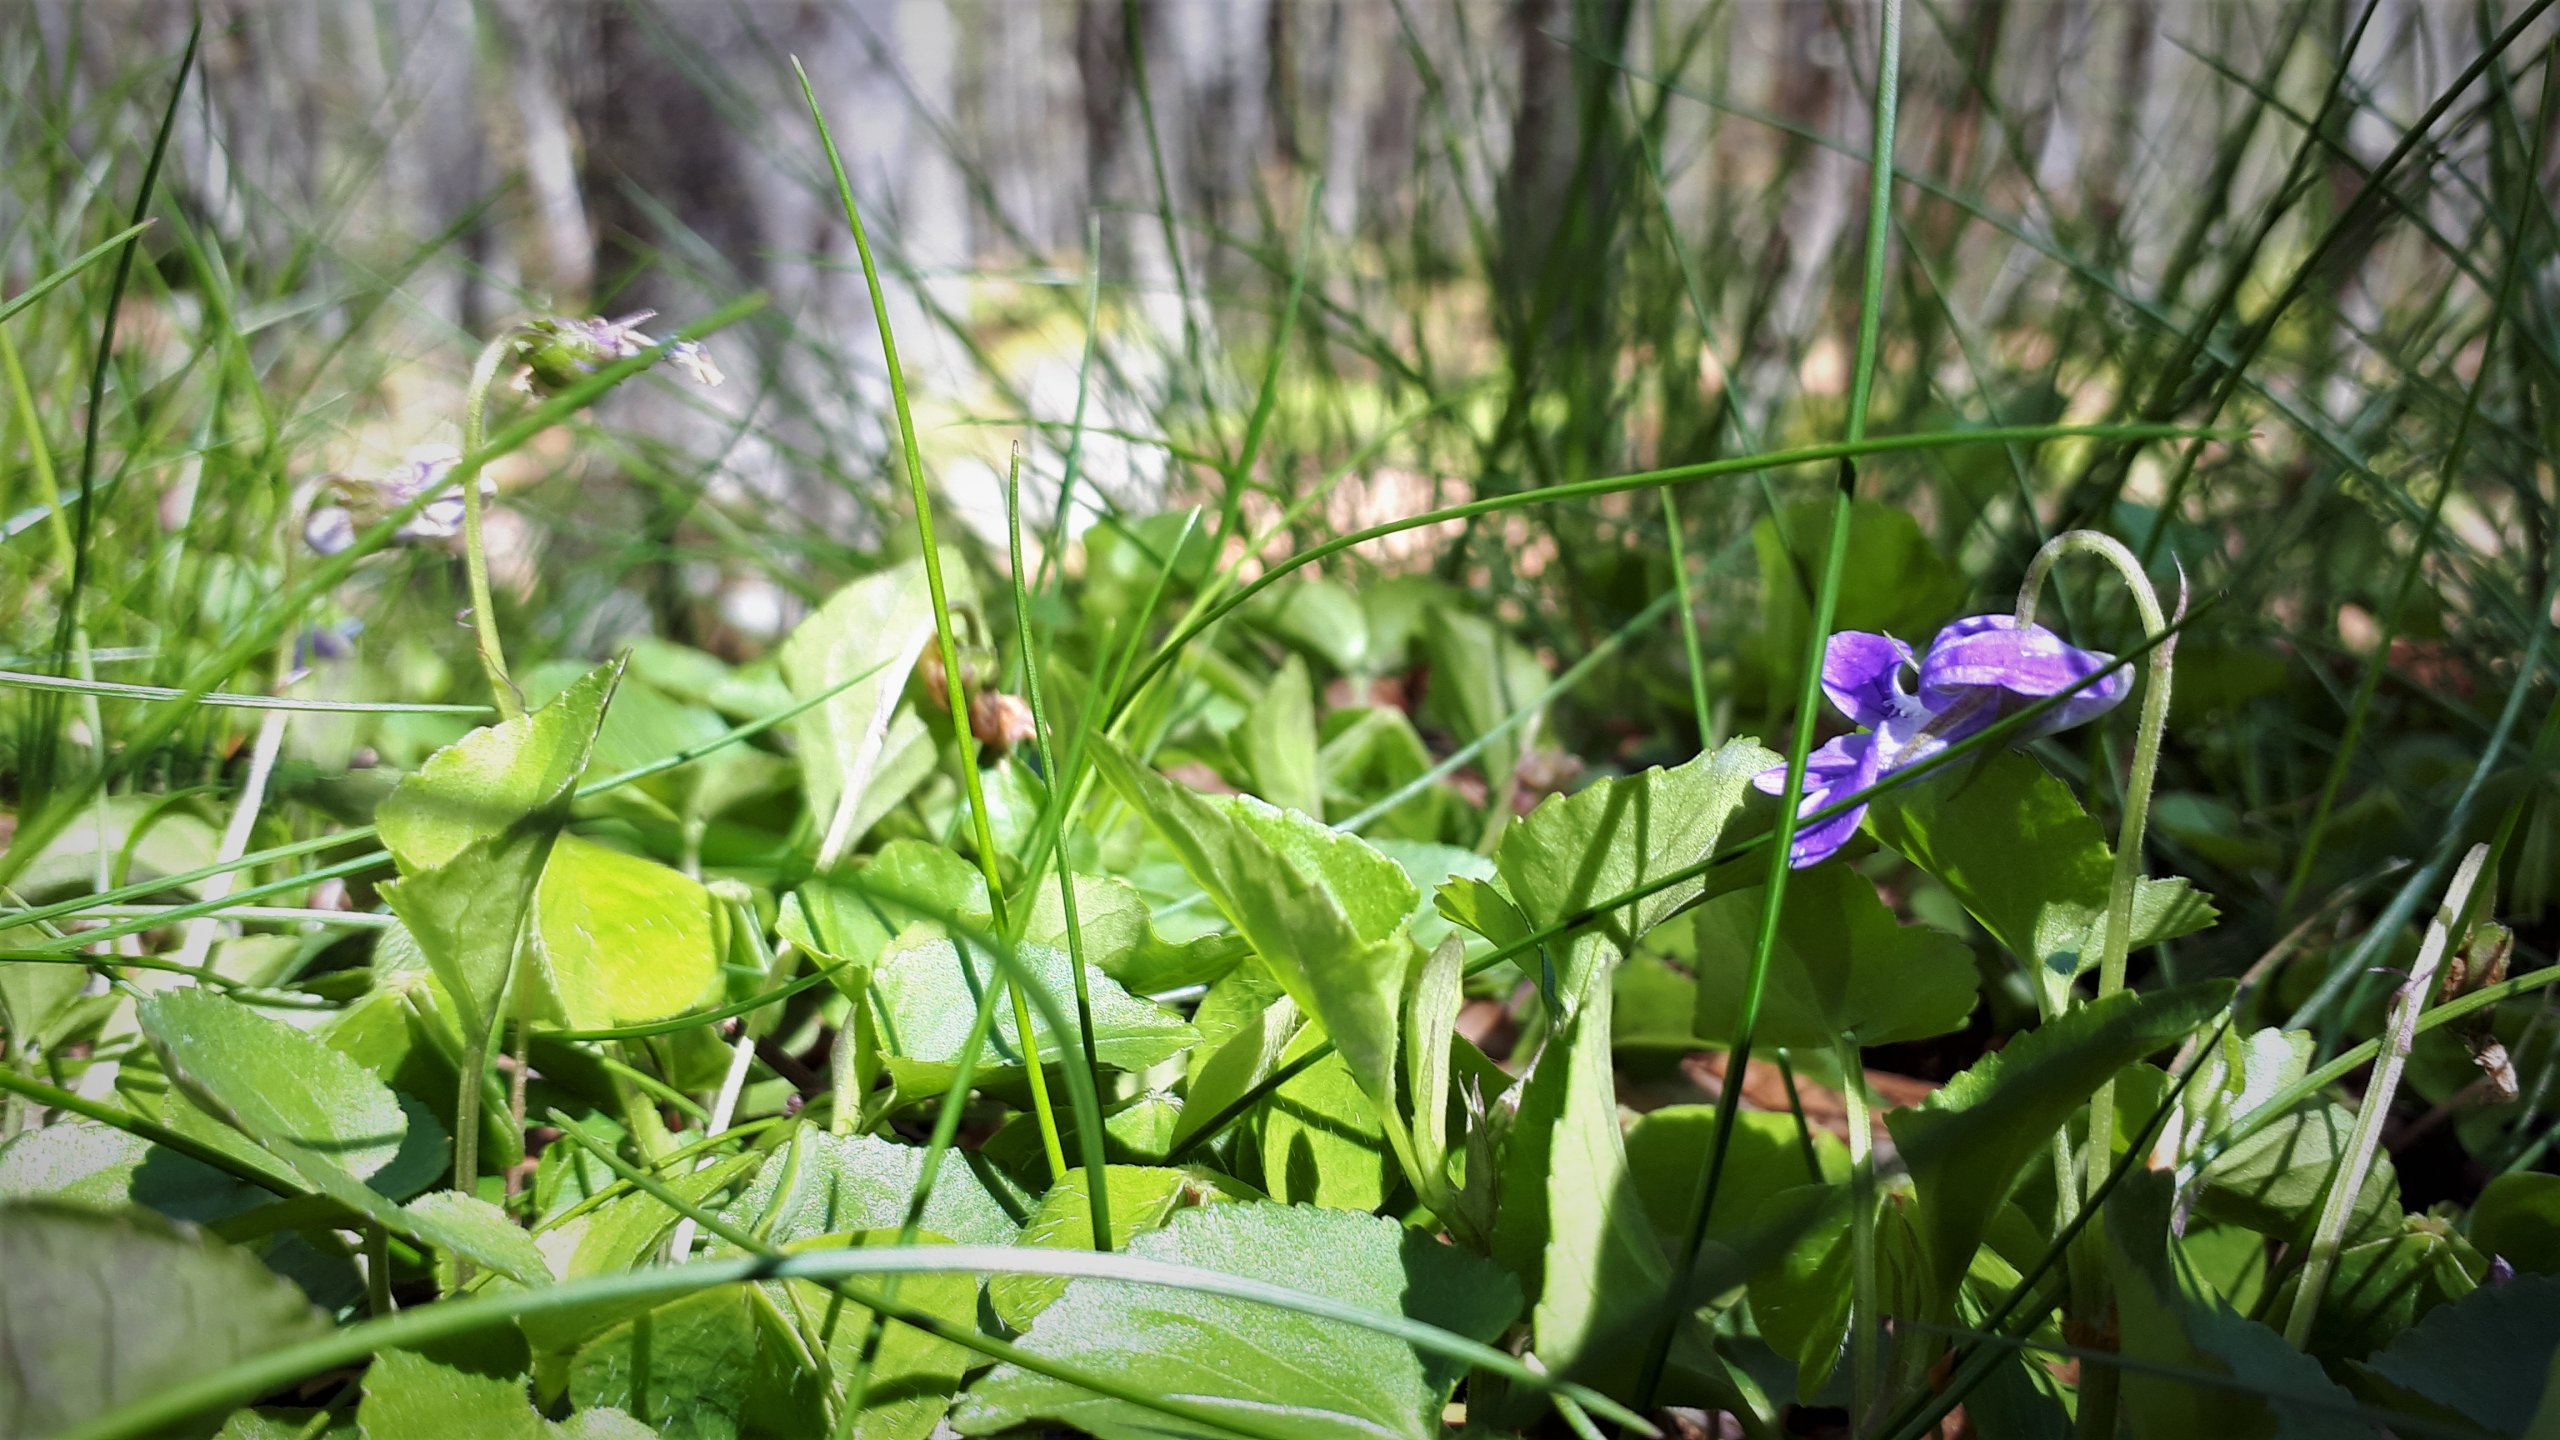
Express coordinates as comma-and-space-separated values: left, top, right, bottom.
301, 445, 493, 556
1755, 615, 2133, 866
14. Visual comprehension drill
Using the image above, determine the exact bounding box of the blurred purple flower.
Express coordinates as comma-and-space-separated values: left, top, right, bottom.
295, 619, 364, 668
508, 311, 724, 396
302, 445, 492, 556
1755, 616, 2133, 866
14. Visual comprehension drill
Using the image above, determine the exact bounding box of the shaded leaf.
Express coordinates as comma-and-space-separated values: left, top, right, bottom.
1420, 606, 1548, 791
1886, 982, 2233, 1312
2360, 1272, 2560, 1437
2477, 1173, 2560, 1276
1867, 751, 2216, 1005
1239, 654, 1323, 818
2107, 1170, 2370, 1440
1691, 865, 1979, 1048
0, 1199, 326, 1438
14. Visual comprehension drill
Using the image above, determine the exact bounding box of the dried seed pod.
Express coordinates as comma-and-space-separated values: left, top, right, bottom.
969, 690, 1037, 757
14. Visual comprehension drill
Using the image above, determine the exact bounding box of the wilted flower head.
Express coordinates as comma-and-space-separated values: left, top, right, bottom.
303, 445, 494, 556
1755, 615, 2132, 866
507, 310, 724, 397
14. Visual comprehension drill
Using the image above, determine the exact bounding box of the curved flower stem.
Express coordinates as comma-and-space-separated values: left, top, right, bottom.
460, 336, 522, 721
1837, 1034, 1880, 1435
2014, 528, 2175, 1440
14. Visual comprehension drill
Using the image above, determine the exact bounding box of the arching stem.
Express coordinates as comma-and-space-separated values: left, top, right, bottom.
460, 336, 521, 720
2014, 528, 2176, 1440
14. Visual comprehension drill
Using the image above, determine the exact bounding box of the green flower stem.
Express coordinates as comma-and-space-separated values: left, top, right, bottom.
2283, 843, 2490, 1346
451, 1028, 490, 1205
1839, 1035, 1880, 1433
2013, 528, 2174, 1440
459, 335, 522, 720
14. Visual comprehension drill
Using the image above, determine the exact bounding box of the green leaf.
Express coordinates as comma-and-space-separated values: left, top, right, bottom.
2360, 1272, 2560, 1436
568, 1286, 811, 1440
989, 1166, 1239, 1330
2474, 1173, 2560, 1275
1419, 606, 1548, 791
1255, 1032, 1396, 1211
1867, 750, 2216, 1005
529, 835, 724, 1029
379, 665, 620, 1041
952, 1202, 1520, 1440
1368, 839, 1495, 959
1691, 866, 1979, 1048
870, 930, 1197, 1095
1171, 977, 1300, 1153
2106, 1170, 2370, 1440
1092, 736, 1414, 1166
724, 1127, 1019, 1250
0, 1198, 326, 1438
377, 662, 620, 874
779, 556, 955, 855
0, 924, 87, 1050
1403, 936, 1465, 1208
2194, 1101, 2400, 1249
0, 1118, 268, 1225
359, 1331, 609, 1440
1885, 982, 2233, 1313
1240, 654, 1324, 818
1496, 977, 1668, 1390
763, 1231, 978, 1440
1752, 498, 1966, 710
140, 990, 553, 1284
139, 988, 412, 1184
1494, 739, 1775, 995
1247, 575, 1370, 674
216, 1409, 359, 1440
404, 1189, 553, 1292
1022, 870, 1249, 996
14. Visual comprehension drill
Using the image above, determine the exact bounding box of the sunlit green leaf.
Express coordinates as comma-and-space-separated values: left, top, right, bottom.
953, 1202, 1518, 1440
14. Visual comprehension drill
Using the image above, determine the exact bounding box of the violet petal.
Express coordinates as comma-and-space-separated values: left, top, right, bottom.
1918, 615, 2131, 736
1820, 631, 1919, 730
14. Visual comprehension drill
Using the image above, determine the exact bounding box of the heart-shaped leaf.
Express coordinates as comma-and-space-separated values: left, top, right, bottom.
1691, 864, 1980, 1048
529, 835, 723, 1029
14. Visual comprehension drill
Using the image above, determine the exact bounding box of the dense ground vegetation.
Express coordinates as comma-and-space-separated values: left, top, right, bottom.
3, 4, 2559, 1439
